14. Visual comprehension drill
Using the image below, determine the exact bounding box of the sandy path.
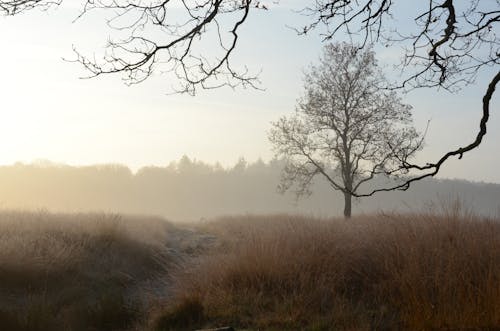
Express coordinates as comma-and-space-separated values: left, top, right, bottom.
125, 221, 218, 311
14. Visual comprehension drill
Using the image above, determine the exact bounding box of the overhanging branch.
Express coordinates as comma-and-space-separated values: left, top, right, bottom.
354, 70, 500, 197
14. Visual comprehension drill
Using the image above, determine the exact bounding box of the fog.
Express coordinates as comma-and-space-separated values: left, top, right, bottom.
0, 157, 498, 221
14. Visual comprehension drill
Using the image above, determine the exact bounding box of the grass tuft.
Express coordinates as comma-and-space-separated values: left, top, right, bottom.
152, 297, 205, 331
0, 210, 172, 331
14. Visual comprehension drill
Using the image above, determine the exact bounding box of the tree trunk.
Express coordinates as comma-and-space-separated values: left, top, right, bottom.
343, 192, 352, 218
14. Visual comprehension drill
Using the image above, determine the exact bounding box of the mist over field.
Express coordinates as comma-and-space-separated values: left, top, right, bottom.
1, 157, 498, 220
0, 0, 498, 329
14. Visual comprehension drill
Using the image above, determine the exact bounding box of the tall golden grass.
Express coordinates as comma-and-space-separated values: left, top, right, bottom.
0, 208, 499, 330
153, 210, 500, 330
0, 210, 172, 331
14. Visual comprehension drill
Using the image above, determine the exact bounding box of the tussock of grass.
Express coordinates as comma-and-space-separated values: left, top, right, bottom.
0, 210, 172, 331
153, 212, 500, 331
152, 297, 205, 331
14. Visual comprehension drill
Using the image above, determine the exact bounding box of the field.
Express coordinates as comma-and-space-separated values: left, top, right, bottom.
0, 208, 499, 330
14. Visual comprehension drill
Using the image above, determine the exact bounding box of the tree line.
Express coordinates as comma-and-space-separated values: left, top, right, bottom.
0, 158, 498, 220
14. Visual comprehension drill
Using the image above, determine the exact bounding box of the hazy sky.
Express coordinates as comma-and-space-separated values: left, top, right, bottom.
0, 1, 498, 183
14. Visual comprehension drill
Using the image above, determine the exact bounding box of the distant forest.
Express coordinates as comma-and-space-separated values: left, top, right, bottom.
0, 156, 498, 221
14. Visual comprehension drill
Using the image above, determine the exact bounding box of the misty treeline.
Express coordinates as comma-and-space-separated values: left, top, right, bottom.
0, 157, 498, 221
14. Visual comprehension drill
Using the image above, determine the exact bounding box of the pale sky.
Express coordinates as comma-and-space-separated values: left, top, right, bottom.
0, 1, 498, 183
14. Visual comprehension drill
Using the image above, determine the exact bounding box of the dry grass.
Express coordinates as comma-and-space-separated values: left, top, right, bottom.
0, 210, 173, 331
1, 207, 499, 330
152, 210, 500, 331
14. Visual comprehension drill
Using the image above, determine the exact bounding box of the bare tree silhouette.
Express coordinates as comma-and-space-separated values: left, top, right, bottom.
0, 0, 59, 13
299, 0, 499, 193
269, 43, 422, 218
1, 0, 263, 94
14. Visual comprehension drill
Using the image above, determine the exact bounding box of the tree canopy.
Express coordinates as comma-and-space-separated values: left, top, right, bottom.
269, 43, 422, 217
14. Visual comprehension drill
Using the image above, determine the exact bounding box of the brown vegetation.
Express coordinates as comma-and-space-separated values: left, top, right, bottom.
0, 208, 499, 330
153, 210, 500, 330
0, 211, 173, 331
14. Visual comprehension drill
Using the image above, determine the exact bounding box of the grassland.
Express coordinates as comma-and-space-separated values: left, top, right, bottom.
0, 209, 499, 330
0, 211, 178, 331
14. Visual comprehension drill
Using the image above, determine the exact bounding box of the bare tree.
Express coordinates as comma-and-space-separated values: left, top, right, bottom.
0, 0, 58, 13
0, 0, 263, 95
269, 43, 422, 218
0, 0, 498, 187
300, 0, 499, 193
